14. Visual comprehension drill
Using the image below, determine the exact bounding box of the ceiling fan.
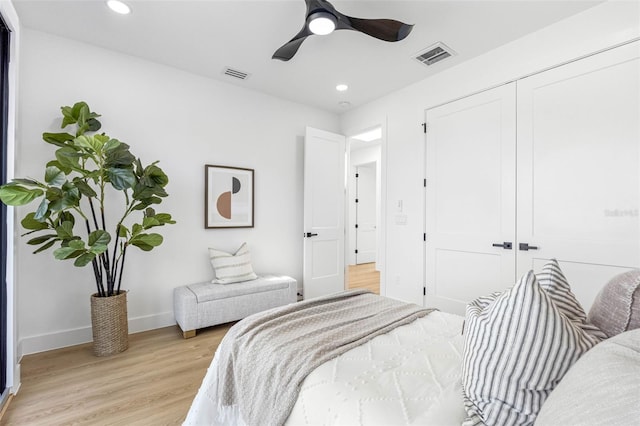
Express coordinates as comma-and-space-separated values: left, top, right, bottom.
272, 0, 414, 61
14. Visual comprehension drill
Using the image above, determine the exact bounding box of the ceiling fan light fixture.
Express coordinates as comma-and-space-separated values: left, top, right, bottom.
307, 11, 337, 35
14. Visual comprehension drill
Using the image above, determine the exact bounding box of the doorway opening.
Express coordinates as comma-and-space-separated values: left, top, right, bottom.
346, 127, 381, 294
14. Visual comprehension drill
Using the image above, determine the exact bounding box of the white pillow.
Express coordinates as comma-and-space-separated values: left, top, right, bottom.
536, 328, 640, 426
208, 242, 258, 284
461, 261, 605, 426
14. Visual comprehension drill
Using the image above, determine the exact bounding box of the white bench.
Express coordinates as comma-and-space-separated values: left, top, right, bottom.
173, 274, 297, 338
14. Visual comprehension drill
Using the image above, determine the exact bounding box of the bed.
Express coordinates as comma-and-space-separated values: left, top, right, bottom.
184, 262, 640, 426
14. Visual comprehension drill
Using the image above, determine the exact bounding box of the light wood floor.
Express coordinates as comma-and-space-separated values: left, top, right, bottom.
347, 262, 380, 294
1, 267, 380, 425
0, 323, 233, 425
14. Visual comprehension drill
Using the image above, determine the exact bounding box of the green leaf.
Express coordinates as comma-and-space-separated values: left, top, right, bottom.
61, 105, 76, 128
142, 216, 160, 228
107, 168, 136, 190
146, 164, 169, 187
55, 146, 82, 170
74, 135, 101, 153
46, 160, 72, 175
103, 138, 121, 152
48, 183, 80, 212
105, 145, 135, 167
74, 252, 96, 267
43, 132, 75, 147
34, 198, 50, 221
53, 246, 82, 260
88, 230, 111, 247
44, 166, 67, 187
155, 213, 176, 225
0, 185, 44, 206
117, 224, 129, 238
33, 239, 56, 254
131, 223, 143, 237
11, 178, 44, 187
89, 244, 108, 255
56, 211, 76, 227
27, 234, 57, 245
86, 117, 101, 132
145, 207, 156, 217
21, 212, 49, 231
130, 233, 163, 249
68, 239, 85, 250
55, 221, 74, 239
72, 178, 97, 198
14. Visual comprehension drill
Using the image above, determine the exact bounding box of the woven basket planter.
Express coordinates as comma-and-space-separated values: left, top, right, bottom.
90, 291, 129, 357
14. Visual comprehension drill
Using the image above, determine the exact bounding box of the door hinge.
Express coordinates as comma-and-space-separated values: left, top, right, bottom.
423, 233, 426, 242
355, 173, 359, 178
355, 249, 358, 254
423, 286, 426, 296
355, 224, 358, 228
355, 198, 359, 203
422, 122, 427, 133
423, 178, 427, 187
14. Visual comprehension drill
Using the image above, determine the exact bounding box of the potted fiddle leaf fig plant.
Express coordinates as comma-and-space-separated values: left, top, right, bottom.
0, 101, 175, 356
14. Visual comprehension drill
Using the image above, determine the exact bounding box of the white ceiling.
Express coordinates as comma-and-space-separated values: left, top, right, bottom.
13, 0, 603, 114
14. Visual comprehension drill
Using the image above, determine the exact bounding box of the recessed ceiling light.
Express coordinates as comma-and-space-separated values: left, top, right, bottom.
107, 0, 131, 15
338, 101, 352, 108
336, 84, 349, 92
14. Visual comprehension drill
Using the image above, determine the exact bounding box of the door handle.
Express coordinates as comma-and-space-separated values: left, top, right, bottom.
305, 232, 318, 238
492, 242, 512, 250
519, 243, 539, 251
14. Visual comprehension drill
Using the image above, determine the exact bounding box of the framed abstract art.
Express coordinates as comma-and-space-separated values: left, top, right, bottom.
205, 165, 254, 228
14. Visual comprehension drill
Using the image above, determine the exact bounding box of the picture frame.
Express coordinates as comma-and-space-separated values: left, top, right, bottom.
205, 165, 254, 228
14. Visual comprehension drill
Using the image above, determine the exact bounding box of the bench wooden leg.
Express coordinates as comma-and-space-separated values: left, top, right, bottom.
182, 329, 196, 339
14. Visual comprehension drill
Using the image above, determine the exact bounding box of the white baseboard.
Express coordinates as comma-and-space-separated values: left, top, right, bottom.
18, 311, 176, 357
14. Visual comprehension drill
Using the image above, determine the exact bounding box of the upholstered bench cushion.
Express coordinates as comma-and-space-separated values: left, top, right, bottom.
187, 275, 295, 303
174, 274, 297, 338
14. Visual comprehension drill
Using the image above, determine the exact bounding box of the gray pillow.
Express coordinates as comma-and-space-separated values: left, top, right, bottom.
588, 269, 640, 338
536, 328, 640, 426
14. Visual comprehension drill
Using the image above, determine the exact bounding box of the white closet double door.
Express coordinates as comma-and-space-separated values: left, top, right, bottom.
425, 42, 639, 315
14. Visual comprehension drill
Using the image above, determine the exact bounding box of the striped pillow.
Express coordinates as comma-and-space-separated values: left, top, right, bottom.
461, 263, 605, 426
209, 243, 258, 284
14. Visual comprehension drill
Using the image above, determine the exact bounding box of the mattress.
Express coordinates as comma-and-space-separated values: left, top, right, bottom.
185, 310, 466, 425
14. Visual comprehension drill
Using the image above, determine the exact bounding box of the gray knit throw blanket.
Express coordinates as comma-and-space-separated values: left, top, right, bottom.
215, 289, 434, 426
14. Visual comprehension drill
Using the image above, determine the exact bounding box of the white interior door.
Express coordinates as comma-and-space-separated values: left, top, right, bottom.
517, 42, 640, 309
425, 83, 517, 315
356, 165, 377, 264
303, 127, 346, 299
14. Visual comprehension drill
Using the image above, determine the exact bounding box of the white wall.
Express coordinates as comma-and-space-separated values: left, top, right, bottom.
16, 29, 339, 355
339, 1, 640, 306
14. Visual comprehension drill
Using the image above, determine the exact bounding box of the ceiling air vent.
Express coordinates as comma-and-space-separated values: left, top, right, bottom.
414, 42, 455, 66
222, 67, 250, 80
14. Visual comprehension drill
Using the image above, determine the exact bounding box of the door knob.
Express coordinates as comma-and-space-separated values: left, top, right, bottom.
519, 243, 538, 251
305, 232, 318, 238
492, 242, 513, 250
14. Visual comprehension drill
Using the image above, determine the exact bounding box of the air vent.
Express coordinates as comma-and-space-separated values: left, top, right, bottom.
414, 42, 455, 66
222, 67, 250, 80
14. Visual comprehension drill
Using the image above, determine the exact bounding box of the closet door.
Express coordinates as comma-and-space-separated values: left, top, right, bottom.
425, 83, 516, 315
517, 42, 640, 309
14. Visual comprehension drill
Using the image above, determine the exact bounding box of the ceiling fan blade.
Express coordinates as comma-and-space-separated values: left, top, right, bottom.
272, 25, 313, 61
337, 16, 413, 42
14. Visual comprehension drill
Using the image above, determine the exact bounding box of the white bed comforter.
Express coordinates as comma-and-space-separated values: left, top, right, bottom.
185, 310, 466, 426
286, 310, 466, 425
